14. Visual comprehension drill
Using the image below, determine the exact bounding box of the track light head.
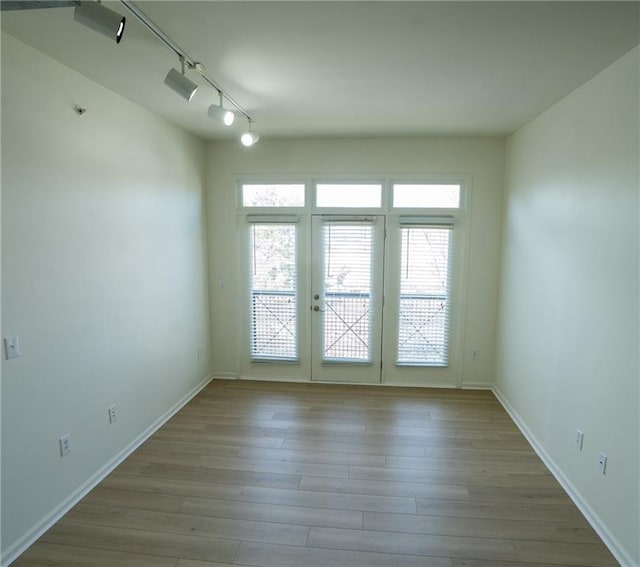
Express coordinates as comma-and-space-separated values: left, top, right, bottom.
207, 97, 235, 127
223, 109, 235, 126
73, 1, 126, 44
241, 131, 260, 147
208, 91, 235, 126
164, 68, 198, 102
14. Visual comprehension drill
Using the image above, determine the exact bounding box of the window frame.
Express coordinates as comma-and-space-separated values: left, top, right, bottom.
389, 175, 468, 215
235, 174, 470, 386
237, 175, 469, 216
392, 183, 462, 210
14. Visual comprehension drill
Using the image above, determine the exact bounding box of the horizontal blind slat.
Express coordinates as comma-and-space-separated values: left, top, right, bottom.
246, 214, 300, 224
399, 216, 456, 226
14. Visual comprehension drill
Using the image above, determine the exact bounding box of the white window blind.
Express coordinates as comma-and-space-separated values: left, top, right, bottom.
249, 222, 297, 361
397, 223, 453, 366
321, 220, 374, 362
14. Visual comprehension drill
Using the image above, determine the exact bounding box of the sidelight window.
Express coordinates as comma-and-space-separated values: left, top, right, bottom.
397, 221, 453, 366
248, 221, 298, 361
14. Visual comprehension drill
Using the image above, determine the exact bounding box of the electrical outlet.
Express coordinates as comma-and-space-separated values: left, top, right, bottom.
471, 349, 479, 360
575, 429, 584, 451
59, 434, 71, 457
4, 336, 21, 360
108, 405, 118, 424
598, 452, 607, 475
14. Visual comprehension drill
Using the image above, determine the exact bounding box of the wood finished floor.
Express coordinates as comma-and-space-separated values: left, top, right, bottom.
14, 380, 619, 567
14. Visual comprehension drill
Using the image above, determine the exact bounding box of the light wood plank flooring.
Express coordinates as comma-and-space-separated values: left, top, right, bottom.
13, 380, 619, 567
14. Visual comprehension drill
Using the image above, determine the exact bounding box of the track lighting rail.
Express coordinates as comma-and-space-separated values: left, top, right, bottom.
3, 0, 258, 143
1, 1, 78, 10
119, 0, 253, 123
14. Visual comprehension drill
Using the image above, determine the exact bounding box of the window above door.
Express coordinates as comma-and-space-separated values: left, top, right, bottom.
242, 183, 305, 208
392, 184, 461, 209
238, 176, 469, 215
315, 183, 382, 208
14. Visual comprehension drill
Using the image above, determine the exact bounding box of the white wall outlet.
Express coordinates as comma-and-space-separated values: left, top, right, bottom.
59, 434, 71, 457
598, 452, 607, 475
575, 429, 584, 451
4, 336, 21, 360
108, 405, 118, 424
471, 348, 479, 360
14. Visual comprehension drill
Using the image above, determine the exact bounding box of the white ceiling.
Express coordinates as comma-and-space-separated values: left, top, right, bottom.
2, 1, 639, 141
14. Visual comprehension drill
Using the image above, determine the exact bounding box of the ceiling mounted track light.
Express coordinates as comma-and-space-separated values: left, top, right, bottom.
164, 56, 199, 102
241, 131, 259, 147
241, 121, 260, 147
73, 1, 126, 44
118, 1, 258, 145
208, 92, 235, 127
3, 0, 259, 145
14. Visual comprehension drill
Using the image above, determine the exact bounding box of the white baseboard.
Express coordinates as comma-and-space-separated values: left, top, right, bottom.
231, 374, 477, 389
1, 374, 214, 567
212, 372, 238, 380
492, 385, 637, 567
460, 381, 493, 390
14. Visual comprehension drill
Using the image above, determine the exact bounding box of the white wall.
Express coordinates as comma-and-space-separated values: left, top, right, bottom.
1, 34, 211, 561
205, 137, 504, 387
496, 47, 639, 566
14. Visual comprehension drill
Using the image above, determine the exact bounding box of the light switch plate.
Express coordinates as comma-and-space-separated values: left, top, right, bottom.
4, 336, 21, 360
59, 434, 71, 457
598, 452, 607, 475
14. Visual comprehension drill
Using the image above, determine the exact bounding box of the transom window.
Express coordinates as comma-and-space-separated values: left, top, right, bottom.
240, 180, 464, 211
315, 184, 382, 208
242, 184, 305, 207
393, 184, 461, 208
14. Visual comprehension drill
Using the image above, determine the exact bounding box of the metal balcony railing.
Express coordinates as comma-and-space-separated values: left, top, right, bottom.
251, 290, 448, 363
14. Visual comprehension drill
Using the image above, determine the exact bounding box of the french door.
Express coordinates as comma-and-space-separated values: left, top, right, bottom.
310, 215, 385, 382
244, 210, 460, 386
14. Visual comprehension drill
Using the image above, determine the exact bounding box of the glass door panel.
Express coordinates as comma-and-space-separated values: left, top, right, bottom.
311, 215, 384, 383
381, 216, 460, 387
